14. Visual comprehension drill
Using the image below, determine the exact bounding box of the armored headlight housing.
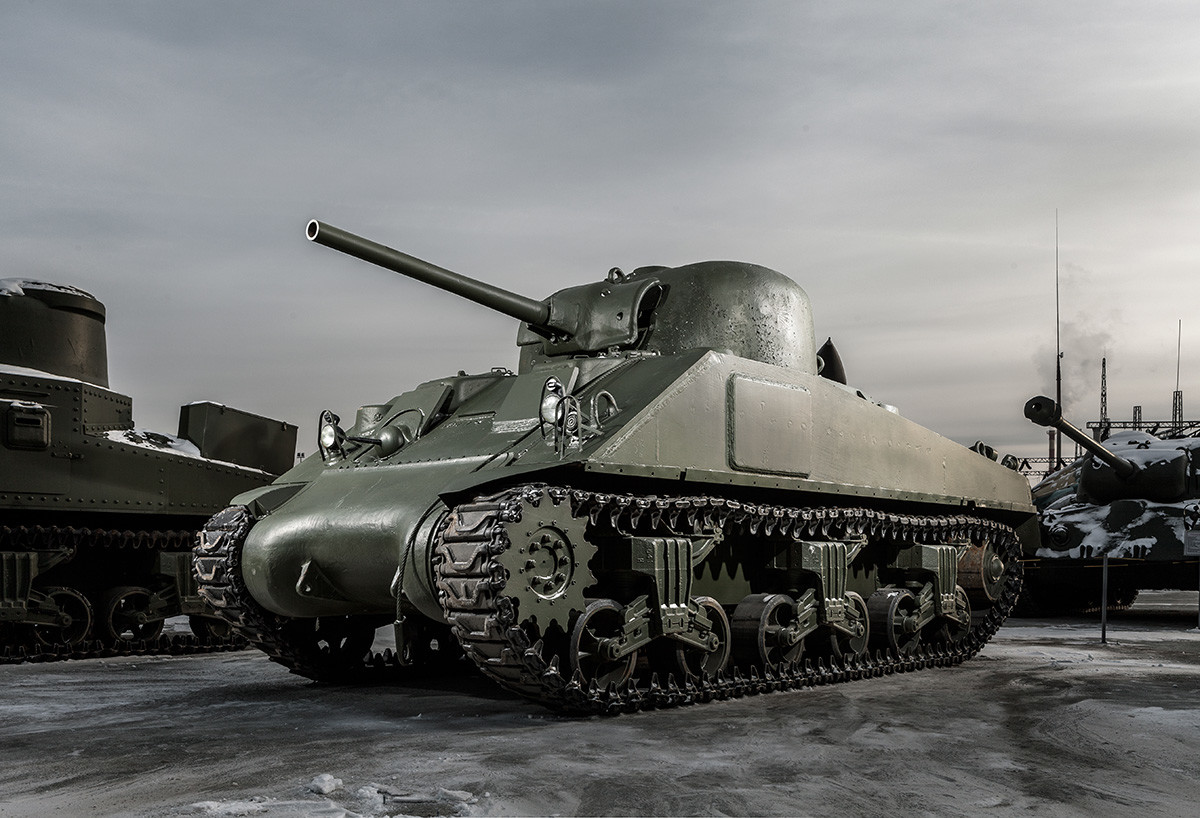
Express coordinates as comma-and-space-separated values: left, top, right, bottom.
317, 410, 346, 460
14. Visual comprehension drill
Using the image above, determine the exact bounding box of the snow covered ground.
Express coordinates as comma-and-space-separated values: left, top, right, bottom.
1, 593, 1197, 818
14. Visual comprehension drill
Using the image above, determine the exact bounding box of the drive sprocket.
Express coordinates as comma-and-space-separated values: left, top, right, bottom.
433, 485, 597, 699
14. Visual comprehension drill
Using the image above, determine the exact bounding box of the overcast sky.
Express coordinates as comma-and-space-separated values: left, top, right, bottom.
5, 2, 1200, 465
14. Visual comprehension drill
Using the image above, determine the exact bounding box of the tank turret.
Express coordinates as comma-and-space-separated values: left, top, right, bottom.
1019, 395, 1200, 615
0, 280, 108, 386
306, 221, 818, 373
1024, 395, 1187, 503
194, 222, 1036, 715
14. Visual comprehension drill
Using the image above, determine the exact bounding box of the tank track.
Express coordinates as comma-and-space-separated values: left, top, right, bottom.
434, 484, 1024, 714
0, 523, 246, 665
0, 523, 195, 552
0, 632, 247, 666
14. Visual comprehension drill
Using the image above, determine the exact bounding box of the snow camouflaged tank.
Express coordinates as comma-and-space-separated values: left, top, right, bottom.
195, 222, 1036, 714
1021, 396, 1200, 614
1, 279, 297, 662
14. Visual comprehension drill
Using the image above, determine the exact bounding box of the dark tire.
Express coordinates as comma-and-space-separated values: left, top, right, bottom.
97, 586, 165, 645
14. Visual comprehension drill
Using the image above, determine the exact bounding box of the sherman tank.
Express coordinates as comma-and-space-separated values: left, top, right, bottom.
195, 221, 1036, 714
1020, 396, 1200, 614
1, 279, 297, 661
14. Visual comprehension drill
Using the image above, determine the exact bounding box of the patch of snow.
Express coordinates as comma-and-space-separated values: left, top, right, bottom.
106, 428, 203, 457
353, 786, 384, 814
436, 787, 478, 805
103, 428, 270, 474
192, 798, 361, 817
191, 799, 268, 816
307, 774, 343, 795
0, 362, 86, 383
0, 278, 96, 299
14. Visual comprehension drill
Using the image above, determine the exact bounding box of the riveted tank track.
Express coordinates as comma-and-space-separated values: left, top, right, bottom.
434, 484, 1023, 714
194, 507, 409, 682
0, 524, 246, 665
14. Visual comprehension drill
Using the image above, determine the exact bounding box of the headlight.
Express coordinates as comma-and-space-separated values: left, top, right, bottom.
317, 409, 346, 460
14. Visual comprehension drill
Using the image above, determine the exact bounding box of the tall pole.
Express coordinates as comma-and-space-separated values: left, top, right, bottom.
1055, 210, 1063, 467
1100, 553, 1109, 645
1099, 357, 1108, 440
1174, 319, 1184, 428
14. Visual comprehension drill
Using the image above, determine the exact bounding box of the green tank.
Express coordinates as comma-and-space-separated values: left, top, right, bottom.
195, 222, 1036, 713
1020, 396, 1200, 614
1, 279, 297, 661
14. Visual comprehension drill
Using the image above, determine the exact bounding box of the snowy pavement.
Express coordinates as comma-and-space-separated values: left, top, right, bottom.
1, 593, 1197, 818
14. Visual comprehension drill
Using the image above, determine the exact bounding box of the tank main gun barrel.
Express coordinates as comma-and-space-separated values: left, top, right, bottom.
306, 220, 568, 335
1024, 395, 1138, 479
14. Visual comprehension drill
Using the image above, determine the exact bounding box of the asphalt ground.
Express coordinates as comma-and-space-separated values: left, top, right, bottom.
1, 592, 1197, 818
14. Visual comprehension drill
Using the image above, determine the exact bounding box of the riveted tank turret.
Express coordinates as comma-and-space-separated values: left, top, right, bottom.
194, 222, 1037, 714
0, 280, 109, 386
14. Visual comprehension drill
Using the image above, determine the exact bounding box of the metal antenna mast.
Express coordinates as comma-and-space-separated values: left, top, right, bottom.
1174, 319, 1183, 427
1055, 210, 1063, 466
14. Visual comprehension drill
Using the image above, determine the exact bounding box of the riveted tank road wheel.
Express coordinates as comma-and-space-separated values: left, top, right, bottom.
828, 591, 870, 660
924, 586, 972, 647
671, 596, 731, 680
569, 599, 637, 688
31, 587, 94, 647
188, 615, 234, 641
868, 588, 921, 657
731, 593, 805, 669
277, 616, 378, 682
97, 586, 165, 645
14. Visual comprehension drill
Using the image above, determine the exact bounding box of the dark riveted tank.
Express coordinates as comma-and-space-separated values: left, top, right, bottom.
1, 279, 297, 661
195, 222, 1037, 714
1021, 395, 1200, 613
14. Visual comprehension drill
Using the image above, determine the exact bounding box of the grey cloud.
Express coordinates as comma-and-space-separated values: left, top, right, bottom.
4, 2, 1200, 459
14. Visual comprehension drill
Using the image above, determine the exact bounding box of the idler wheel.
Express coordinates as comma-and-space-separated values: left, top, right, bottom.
731, 593, 805, 669
958, 543, 1006, 606
31, 586, 94, 647
867, 588, 921, 656
569, 599, 637, 688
